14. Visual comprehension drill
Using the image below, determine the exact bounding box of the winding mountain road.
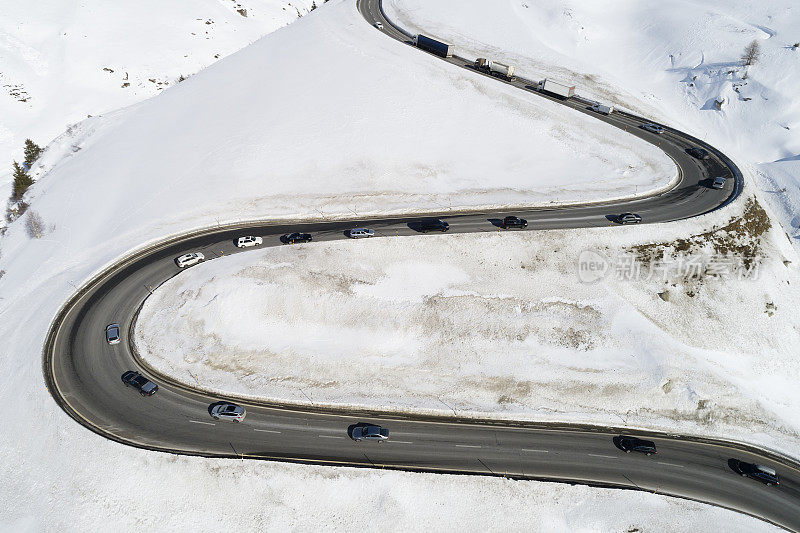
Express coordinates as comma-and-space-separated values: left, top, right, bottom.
43, 1, 799, 530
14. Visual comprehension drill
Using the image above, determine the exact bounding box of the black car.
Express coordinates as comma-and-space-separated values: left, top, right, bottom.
731, 460, 779, 486
281, 232, 312, 244
616, 213, 642, 225
418, 219, 450, 233
615, 436, 657, 455
686, 147, 710, 160
121, 371, 158, 396
500, 216, 528, 229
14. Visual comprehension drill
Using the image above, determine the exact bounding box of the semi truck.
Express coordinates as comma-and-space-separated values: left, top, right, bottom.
539, 78, 576, 99
415, 34, 453, 58
474, 58, 516, 80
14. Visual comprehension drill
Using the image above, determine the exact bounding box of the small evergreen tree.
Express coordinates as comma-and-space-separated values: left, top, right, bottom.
23, 139, 43, 169
12, 161, 34, 200
311, 1, 317, 10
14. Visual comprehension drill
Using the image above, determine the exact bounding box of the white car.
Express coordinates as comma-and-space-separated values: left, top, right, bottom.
210, 402, 246, 422
374, 22, 384, 30
175, 252, 205, 268
348, 228, 375, 239
236, 236, 263, 248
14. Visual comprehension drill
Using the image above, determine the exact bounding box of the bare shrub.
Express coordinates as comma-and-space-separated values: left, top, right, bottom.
741, 39, 761, 66
26, 209, 46, 239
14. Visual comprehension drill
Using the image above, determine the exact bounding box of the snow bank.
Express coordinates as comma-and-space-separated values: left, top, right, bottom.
135, 195, 800, 457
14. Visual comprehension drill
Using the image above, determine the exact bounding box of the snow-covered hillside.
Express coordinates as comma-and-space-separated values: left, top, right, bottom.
386, 0, 800, 245
0, 0, 315, 197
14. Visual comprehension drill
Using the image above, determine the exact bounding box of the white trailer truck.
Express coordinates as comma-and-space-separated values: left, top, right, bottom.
539, 78, 575, 98
474, 58, 516, 80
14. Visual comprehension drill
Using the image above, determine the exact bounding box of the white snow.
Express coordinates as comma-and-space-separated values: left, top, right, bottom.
0, 0, 795, 529
0, 0, 316, 198
1, 451, 776, 532
135, 195, 800, 458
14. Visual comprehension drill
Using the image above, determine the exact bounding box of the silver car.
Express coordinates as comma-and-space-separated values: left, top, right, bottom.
711, 177, 726, 189
175, 252, 205, 268
351, 424, 389, 441
211, 402, 246, 422
641, 123, 665, 134
348, 228, 375, 239
617, 213, 642, 225
106, 323, 121, 345
374, 22, 384, 30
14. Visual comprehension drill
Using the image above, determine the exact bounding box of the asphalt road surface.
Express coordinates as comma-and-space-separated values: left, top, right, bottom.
43, 1, 799, 530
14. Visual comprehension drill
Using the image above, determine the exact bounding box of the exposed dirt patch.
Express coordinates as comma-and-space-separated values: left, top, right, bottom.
631, 197, 770, 271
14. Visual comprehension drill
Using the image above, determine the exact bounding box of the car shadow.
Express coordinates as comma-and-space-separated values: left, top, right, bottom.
347, 422, 370, 440
612, 435, 624, 451
728, 458, 743, 474
487, 218, 504, 228
700, 178, 723, 189
604, 215, 620, 224
407, 219, 446, 233
208, 401, 226, 416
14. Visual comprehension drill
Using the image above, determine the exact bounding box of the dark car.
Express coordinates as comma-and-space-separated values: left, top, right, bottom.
418, 219, 450, 233
731, 460, 779, 486
615, 436, 657, 455
687, 147, 710, 160
616, 213, 642, 225
281, 232, 312, 244
121, 371, 158, 396
500, 216, 528, 229
350, 424, 389, 441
